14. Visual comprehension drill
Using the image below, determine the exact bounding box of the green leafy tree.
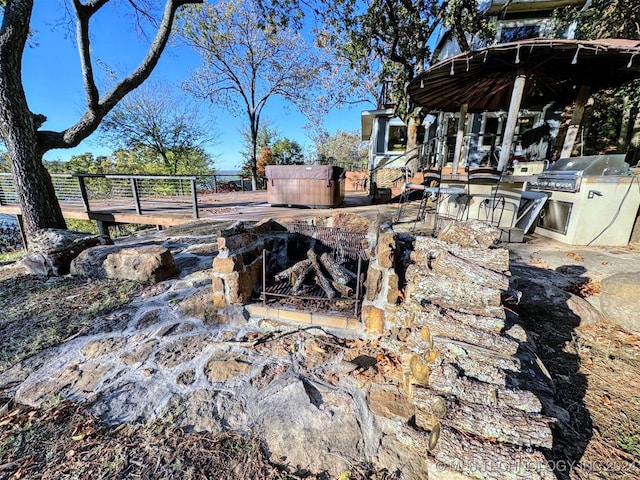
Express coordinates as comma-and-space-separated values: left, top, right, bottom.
555, 0, 640, 40
239, 122, 278, 180
100, 79, 216, 175
66, 153, 113, 174
554, 0, 640, 153
0, 0, 202, 242
43, 159, 69, 174
256, 145, 273, 183
178, 0, 332, 190
316, 0, 493, 147
312, 129, 367, 170
0, 150, 10, 173
271, 138, 304, 165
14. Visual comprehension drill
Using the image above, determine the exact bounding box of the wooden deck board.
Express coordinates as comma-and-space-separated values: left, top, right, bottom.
0, 191, 388, 227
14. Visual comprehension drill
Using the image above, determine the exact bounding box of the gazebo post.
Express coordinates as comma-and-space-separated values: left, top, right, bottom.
452, 103, 469, 174
497, 68, 527, 171
560, 85, 591, 158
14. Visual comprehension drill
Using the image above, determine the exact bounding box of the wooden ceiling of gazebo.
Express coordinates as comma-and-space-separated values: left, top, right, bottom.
408, 38, 640, 113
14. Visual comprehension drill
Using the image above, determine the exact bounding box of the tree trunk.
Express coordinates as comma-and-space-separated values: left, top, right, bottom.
413, 388, 554, 449
631, 109, 640, 148
618, 96, 631, 151
1, 0, 201, 245
405, 116, 422, 174
5, 139, 67, 236
0, 0, 67, 236
250, 116, 259, 191
413, 236, 510, 273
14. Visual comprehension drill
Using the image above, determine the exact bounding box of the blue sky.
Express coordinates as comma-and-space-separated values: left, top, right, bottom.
21, 1, 366, 171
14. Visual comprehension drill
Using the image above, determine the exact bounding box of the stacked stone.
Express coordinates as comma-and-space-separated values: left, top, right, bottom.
211, 220, 270, 308
361, 228, 402, 334
390, 221, 557, 480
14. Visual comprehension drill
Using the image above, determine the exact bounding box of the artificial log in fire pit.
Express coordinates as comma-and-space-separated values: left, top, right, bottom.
262, 226, 367, 317
272, 250, 357, 299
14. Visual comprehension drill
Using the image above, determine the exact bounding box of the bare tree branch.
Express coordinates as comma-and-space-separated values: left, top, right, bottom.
71, 0, 108, 110
37, 0, 202, 154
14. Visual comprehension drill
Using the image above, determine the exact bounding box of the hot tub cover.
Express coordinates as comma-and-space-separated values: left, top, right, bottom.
265, 165, 344, 181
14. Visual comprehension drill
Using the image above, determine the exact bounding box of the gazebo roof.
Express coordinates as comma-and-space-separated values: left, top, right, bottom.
408, 38, 640, 113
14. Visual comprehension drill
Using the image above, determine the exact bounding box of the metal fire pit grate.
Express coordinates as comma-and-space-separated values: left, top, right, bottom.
285, 223, 369, 262
261, 223, 368, 317
264, 281, 337, 301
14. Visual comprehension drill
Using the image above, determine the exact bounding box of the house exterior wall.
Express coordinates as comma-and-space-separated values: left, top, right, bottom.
362, 0, 587, 173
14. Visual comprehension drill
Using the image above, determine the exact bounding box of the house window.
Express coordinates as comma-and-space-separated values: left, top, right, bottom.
482, 117, 501, 147
500, 25, 540, 43
387, 125, 407, 152
517, 116, 535, 135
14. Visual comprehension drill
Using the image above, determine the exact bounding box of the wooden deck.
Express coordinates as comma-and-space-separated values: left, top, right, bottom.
0, 173, 412, 240
0, 190, 272, 226
0, 173, 263, 229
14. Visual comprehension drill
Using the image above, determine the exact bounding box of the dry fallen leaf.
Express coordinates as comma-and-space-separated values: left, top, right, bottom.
566, 252, 584, 262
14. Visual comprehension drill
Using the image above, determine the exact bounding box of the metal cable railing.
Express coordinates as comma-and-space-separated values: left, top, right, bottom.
0, 173, 200, 219
50, 174, 84, 209
0, 174, 18, 205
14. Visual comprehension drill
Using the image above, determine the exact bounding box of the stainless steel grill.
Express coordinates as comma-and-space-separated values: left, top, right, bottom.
528, 154, 629, 193
527, 154, 639, 246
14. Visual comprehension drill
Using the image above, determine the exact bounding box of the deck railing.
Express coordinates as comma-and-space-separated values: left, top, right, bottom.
0, 173, 200, 219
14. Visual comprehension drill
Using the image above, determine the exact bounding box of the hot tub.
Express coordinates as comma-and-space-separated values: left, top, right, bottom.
265, 165, 345, 208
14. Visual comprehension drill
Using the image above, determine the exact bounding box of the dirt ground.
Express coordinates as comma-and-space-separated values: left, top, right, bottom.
1, 214, 640, 478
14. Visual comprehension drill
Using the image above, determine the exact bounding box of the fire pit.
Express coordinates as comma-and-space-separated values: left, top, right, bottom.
211, 214, 399, 334
261, 223, 368, 317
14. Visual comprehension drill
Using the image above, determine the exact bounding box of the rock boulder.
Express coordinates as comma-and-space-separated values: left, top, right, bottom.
71, 244, 178, 283
599, 272, 640, 332
22, 229, 112, 276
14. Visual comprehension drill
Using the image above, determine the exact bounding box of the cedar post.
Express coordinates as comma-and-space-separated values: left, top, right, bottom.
560, 85, 591, 158
498, 68, 527, 171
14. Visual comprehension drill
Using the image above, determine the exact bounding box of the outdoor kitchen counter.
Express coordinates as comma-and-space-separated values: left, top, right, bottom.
441, 174, 537, 184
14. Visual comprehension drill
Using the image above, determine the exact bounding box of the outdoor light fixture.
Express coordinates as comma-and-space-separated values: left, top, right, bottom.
628, 53, 637, 68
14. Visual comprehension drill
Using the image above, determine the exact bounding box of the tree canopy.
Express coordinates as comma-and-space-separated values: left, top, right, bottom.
100, 79, 216, 175
315, 0, 492, 123
239, 124, 303, 185
312, 129, 367, 170
178, 0, 337, 189
554, 0, 640, 153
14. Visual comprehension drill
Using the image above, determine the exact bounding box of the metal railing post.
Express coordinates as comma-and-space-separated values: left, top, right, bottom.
131, 177, 142, 215
190, 178, 199, 219
77, 175, 91, 212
